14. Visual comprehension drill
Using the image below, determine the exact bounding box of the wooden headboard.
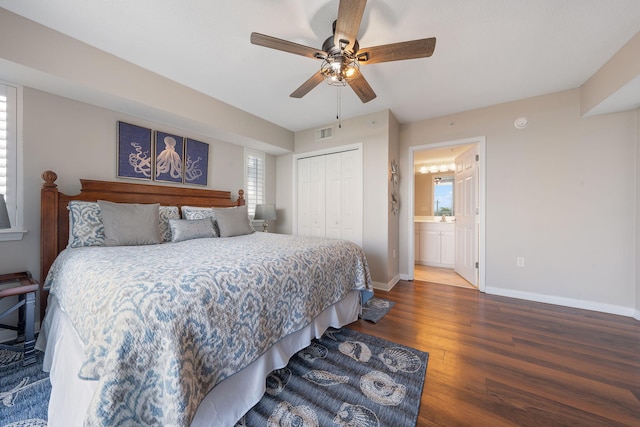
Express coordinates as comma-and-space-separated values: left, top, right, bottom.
39, 170, 245, 318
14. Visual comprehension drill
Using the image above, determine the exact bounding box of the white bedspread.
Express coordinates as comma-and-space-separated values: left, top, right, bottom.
44, 233, 371, 426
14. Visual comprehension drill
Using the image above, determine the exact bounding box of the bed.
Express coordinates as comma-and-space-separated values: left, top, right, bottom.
35, 170, 372, 427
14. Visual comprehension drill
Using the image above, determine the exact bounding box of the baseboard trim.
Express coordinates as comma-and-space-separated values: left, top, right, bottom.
485, 286, 637, 319
372, 275, 400, 292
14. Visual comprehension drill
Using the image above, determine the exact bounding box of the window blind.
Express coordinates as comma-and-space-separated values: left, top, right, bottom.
245, 149, 265, 218
0, 82, 18, 229
0, 90, 7, 197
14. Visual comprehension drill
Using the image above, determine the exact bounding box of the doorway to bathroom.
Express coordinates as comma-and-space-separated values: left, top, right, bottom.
408, 136, 486, 292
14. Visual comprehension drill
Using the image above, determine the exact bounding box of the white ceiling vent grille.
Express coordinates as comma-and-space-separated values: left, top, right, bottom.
315, 126, 333, 141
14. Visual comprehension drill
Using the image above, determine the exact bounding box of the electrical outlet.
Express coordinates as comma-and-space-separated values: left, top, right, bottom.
516, 257, 525, 267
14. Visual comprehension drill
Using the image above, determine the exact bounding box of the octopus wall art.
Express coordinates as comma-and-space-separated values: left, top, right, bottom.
117, 121, 153, 180
117, 121, 208, 185
184, 138, 209, 186
155, 131, 184, 183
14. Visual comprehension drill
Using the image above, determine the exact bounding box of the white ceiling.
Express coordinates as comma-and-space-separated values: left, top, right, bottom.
1, 0, 639, 133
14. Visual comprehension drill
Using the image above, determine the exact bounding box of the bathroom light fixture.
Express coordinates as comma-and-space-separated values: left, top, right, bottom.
417, 162, 456, 174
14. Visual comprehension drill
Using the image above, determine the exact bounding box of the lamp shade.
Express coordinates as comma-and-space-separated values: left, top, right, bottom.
253, 204, 277, 221
0, 195, 10, 229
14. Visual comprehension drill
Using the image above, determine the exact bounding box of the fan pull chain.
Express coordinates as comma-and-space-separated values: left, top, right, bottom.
336, 87, 342, 129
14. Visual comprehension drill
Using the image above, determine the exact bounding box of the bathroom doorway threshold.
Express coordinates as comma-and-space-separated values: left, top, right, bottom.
414, 265, 476, 289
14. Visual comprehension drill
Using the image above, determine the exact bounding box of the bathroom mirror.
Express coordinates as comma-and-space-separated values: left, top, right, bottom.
433, 175, 454, 216
414, 173, 454, 216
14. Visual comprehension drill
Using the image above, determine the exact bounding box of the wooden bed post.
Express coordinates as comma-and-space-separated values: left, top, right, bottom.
40, 170, 59, 320
237, 189, 245, 206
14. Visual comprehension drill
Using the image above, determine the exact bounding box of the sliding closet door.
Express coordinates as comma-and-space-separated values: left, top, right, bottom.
336, 150, 362, 245
325, 153, 342, 240
296, 148, 362, 246
297, 156, 326, 237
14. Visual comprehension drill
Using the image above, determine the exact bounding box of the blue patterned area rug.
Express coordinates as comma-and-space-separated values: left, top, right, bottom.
0, 328, 427, 427
0, 350, 49, 427
360, 297, 396, 323
236, 327, 428, 427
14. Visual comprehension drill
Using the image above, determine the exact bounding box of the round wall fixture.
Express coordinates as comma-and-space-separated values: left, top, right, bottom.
514, 116, 529, 129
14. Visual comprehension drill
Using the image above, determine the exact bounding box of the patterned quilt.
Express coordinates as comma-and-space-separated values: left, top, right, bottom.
45, 232, 372, 426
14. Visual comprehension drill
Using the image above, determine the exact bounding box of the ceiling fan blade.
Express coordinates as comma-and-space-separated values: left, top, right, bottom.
251, 32, 325, 60
290, 71, 325, 98
349, 74, 377, 103
358, 37, 436, 64
334, 0, 367, 52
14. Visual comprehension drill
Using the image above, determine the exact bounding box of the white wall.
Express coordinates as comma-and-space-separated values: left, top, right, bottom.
387, 113, 400, 285
275, 153, 293, 234
636, 107, 640, 320
400, 89, 638, 316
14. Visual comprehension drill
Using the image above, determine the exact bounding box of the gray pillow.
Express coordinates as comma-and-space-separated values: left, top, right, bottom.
212, 205, 254, 237
97, 200, 162, 246
169, 217, 217, 242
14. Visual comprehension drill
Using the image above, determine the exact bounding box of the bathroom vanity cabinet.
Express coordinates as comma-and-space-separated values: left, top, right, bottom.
415, 221, 455, 268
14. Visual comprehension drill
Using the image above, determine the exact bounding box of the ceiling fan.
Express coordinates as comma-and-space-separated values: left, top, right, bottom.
250, 0, 436, 103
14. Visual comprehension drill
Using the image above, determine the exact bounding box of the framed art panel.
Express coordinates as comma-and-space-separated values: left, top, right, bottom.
155, 131, 184, 183
184, 138, 209, 186
117, 121, 153, 180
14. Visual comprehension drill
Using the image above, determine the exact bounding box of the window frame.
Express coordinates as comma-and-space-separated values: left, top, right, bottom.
243, 148, 265, 219
0, 80, 26, 241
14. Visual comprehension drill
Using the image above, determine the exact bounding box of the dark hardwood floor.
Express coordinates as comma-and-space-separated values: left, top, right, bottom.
347, 280, 640, 426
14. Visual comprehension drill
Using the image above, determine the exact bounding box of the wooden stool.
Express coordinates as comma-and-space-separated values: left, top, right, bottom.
0, 272, 38, 366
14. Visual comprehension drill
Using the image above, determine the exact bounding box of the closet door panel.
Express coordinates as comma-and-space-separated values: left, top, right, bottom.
325, 153, 342, 239
340, 150, 362, 246
297, 157, 312, 236
308, 156, 326, 237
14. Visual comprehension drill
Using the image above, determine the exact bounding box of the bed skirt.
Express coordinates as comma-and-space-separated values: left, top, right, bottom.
36, 290, 361, 427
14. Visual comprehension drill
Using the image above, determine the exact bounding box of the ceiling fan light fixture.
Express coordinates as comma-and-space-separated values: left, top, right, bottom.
321, 54, 359, 86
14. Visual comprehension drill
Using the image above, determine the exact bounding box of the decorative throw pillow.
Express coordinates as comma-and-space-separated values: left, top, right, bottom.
67, 201, 105, 248
181, 205, 220, 235
97, 200, 162, 246
159, 206, 180, 242
181, 206, 215, 220
212, 205, 254, 237
169, 217, 217, 243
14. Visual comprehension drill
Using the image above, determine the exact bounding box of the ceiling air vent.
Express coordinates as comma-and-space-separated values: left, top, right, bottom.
315, 126, 333, 141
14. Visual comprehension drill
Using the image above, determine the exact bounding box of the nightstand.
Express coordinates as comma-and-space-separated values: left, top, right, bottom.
0, 272, 38, 365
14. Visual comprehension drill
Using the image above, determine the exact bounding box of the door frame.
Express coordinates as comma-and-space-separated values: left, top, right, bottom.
407, 136, 486, 292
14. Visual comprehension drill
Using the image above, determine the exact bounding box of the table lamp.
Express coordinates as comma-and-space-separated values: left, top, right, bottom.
253, 204, 277, 233
0, 195, 10, 229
